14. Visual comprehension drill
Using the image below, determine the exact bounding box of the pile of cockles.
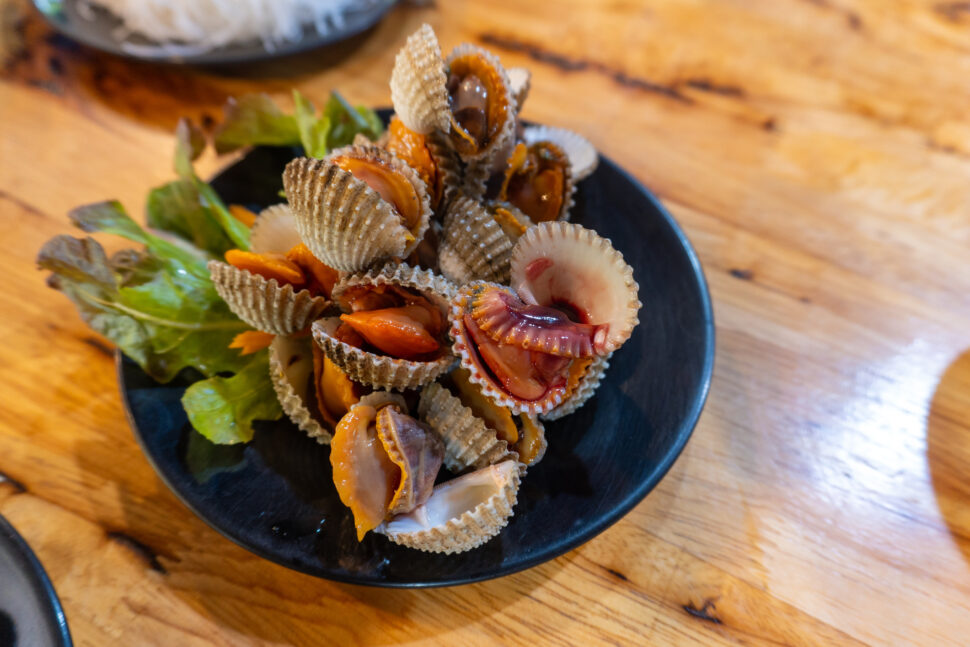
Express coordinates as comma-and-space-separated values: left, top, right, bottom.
208, 25, 641, 554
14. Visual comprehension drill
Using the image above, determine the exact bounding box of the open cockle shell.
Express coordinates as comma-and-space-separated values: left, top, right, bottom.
438, 195, 513, 286
390, 24, 451, 135
208, 261, 329, 336
268, 336, 330, 443
418, 382, 517, 473
510, 222, 640, 354
444, 43, 516, 163
501, 140, 576, 223
378, 459, 520, 554
522, 125, 599, 181
506, 67, 531, 112
283, 147, 432, 272
312, 316, 454, 392
249, 204, 302, 254
450, 282, 569, 416
377, 405, 444, 515
331, 262, 456, 314
542, 352, 610, 421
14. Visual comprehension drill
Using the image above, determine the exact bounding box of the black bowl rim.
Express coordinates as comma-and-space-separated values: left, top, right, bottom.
0, 515, 73, 646
30, 0, 397, 65
117, 150, 715, 588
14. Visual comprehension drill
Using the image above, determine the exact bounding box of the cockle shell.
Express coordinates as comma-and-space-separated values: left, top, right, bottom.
502, 140, 576, 223
249, 204, 303, 254
268, 336, 330, 443
282, 146, 432, 272
438, 195, 513, 286
208, 261, 329, 336
426, 131, 462, 213
378, 459, 520, 554
377, 405, 444, 515
417, 382, 517, 473
510, 222, 640, 354
522, 125, 598, 181
390, 24, 451, 135
314, 263, 457, 391
506, 67, 531, 112
542, 352, 611, 421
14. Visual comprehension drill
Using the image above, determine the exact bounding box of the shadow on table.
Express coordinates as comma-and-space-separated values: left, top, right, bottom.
926, 348, 970, 566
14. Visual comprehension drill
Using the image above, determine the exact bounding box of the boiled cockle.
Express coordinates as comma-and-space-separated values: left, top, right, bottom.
208, 219, 337, 335
283, 144, 432, 272
330, 399, 444, 540
378, 458, 520, 554
497, 141, 574, 223
385, 116, 460, 213
312, 263, 457, 390
450, 222, 639, 415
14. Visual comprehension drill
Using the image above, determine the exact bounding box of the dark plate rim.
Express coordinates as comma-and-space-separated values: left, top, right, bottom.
117, 149, 715, 588
30, 0, 397, 65
0, 515, 73, 646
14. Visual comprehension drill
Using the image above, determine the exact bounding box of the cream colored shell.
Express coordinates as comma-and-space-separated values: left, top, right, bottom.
417, 382, 517, 473
390, 24, 451, 135
506, 67, 531, 112
438, 195, 513, 286
282, 146, 431, 272
208, 261, 329, 336
378, 459, 520, 554
268, 336, 330, 444
510, 221, 640, 354
522, 124, 598, 182
249, 204, 302, 254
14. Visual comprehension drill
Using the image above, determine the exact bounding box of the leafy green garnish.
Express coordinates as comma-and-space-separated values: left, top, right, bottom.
211, 90, 383, 158
146, 180, 236, 257
182, 351, 282, 445
213, 94, 301, 154
38, 232, 249, 383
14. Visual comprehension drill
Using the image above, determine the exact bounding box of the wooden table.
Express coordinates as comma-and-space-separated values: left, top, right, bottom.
2, 0, 969, 644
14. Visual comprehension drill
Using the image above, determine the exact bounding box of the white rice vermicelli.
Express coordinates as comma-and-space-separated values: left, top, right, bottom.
79, 0, 380, 55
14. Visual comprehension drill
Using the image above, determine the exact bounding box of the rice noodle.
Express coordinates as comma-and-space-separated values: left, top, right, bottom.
79, 0, 381, 56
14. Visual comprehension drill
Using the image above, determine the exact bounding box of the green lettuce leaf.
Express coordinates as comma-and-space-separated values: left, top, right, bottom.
37, 233, 249, 383
324, 91, 383, 149
293, 90, 331, 159
181, 351, 283, 444
146, 180, 236, 257
213, 94, 301, 154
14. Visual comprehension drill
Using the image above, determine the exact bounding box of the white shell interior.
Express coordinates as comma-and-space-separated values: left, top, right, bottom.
510, 223, 638, 352
382, 460, 516, 533
271, 335, 313, 401
250, 204, 303, 254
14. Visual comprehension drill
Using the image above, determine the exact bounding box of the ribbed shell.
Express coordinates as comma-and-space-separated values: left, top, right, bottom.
312, 316, 455, 391
377, 405, 444, 515
506, 67, 531, 112
438, 195, 513, 286
250, 204, 302, 254
208, 261, 329, 336
510, 222, 640, 354
332, 262, 456, 314
542, 353, 611, 421
426, 131, 462, 213
390, 24, 451, 135
282, 147, 432, 272
417, 382, 517, 473
268, 336, 330, 444
378, 459, 520, 554
523, 124, 598, 181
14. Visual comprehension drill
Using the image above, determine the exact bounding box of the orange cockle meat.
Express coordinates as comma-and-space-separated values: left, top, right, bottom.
285, 243, 340, 298
340, 306, 441, 360
225, 249, 305, 287
333, 156, 422, 232
330, 406, 401, 541
386, 117, 441, 209
312, 344, 363, 428
500, 143, 567, 223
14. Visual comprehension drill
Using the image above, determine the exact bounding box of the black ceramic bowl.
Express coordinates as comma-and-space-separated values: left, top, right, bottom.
31, 0, 396, 65
119, 130, 714, 587
0, 516, 72, 647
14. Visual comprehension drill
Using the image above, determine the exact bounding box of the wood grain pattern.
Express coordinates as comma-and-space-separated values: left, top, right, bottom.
2, 0, 970, 644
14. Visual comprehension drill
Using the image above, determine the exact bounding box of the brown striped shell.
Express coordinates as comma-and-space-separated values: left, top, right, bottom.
208, 260, 329, 336
437, 195, 513, 286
